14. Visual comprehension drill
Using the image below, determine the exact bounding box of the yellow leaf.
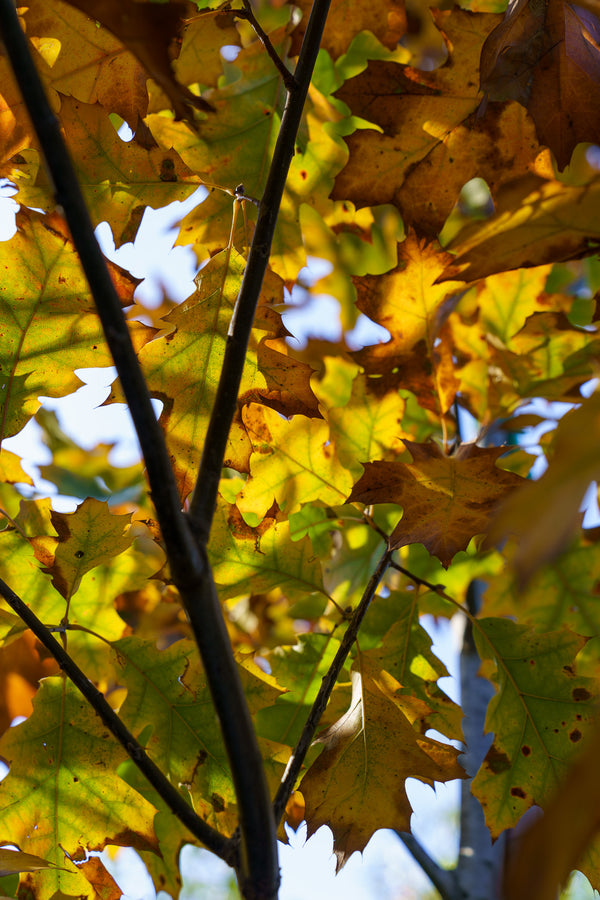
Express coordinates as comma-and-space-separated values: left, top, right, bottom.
237, 404, 353, 522
441, 173, 600, 282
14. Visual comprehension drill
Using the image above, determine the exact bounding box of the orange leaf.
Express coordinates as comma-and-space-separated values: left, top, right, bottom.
350, 441, 524, 566
333, 9, 552, 235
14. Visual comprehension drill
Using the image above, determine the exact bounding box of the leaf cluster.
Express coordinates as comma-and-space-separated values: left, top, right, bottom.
1, 0, 600, 898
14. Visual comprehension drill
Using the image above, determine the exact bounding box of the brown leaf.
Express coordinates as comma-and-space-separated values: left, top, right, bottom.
61, 0, 214, 120
300, 660, 464, 869
333, 10, 552, 236
350, 440, 524, 566
480, 0, 600, 168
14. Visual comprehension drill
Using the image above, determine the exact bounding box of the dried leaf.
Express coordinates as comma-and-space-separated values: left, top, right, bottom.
480, 0, 600, 168
350, 441, 524, 566
300, 659, 465, 869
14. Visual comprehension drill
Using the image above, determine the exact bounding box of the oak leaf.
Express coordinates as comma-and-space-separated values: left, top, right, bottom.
22, 0, 149, 129
0, 677, 158, 900
480, 0, 600, 168
362, 594, 463, 739
349, 440, 524, 566
16, 96, 199, 246
62, 0, 213, 119
209, 500, 326, 602
32, 499, 133, 599
440, 173, 600, 282
115, 637, 284, 834
472, 618, 596, 838
300, 659, 465, 869
351, 232, 463, 412
149, 30, 346, 278
503, 718, 600, 899
0, 209, 148, 441
237, 404, 353, 522
333, 9, 552, 236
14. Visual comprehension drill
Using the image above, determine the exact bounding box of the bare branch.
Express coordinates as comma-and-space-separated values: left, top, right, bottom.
235, 0, 298, 91
0, 7, 279, 894
396, 832, 463, 900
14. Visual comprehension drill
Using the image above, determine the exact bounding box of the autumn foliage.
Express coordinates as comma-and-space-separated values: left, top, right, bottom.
1, 0, 600, 898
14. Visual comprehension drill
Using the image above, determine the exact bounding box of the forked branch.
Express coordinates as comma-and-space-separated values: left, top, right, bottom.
0, 4, 277, 895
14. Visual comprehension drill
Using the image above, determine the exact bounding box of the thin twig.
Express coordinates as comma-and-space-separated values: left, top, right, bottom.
272, 545, 393, 824
235, 0, 298, 91
187, 0, 333, 544
0, 576, 232, 864
396, 832, 462, 900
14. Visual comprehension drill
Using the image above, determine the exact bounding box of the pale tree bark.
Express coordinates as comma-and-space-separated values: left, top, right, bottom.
456, 581, 507, 900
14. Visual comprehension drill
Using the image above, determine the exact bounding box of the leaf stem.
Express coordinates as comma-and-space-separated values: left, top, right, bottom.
235, 0, 298, 91
0, 576, 232, 864
187, 0, 332, 544
272, 545, 394, 824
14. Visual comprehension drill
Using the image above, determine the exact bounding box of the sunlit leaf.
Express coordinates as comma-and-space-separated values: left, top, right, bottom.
0, 677, 157, 900
300, 658, 465, 869
350, 440, 524, 565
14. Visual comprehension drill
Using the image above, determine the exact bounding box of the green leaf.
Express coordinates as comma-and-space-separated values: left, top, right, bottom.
0, 209, 148, 440
0, 677, 157, 900
472, 618, 597, 837
209, 499, 327, 602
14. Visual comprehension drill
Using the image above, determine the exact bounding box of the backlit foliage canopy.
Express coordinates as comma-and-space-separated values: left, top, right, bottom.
1, 0, 600, 898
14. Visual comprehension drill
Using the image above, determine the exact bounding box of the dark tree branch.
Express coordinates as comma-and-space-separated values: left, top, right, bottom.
272, 546, 393, 824
0, 576, 231, 863
187, 0, 333, 544
0, 7, 279, 896
235, 0, 298, 91
396, 832, 462, 900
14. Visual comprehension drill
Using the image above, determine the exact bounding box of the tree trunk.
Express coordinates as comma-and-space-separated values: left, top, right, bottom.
456, 581, 506, 900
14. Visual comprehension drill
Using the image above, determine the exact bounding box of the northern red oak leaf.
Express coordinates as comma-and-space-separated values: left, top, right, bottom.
349, 440, 524, 566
